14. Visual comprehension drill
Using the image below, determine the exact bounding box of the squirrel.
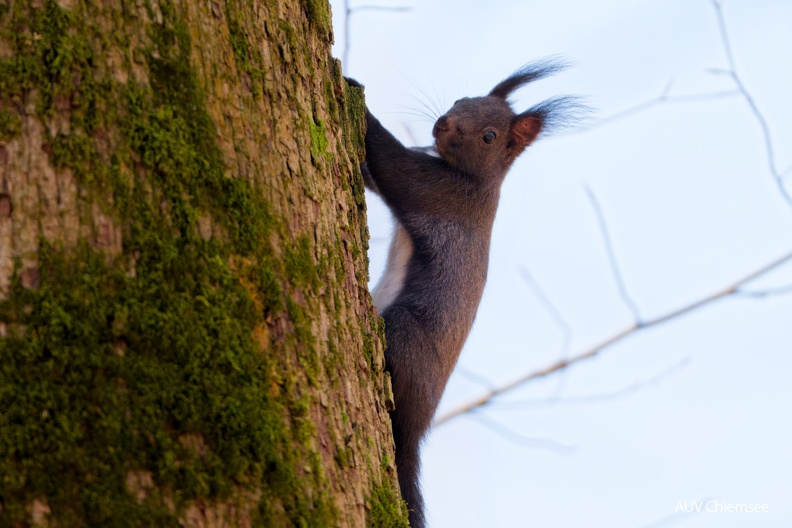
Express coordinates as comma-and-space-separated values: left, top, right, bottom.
347, 59, 579, 528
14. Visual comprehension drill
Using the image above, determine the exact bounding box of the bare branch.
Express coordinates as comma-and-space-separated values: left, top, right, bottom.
734, 283, 792, 299
709, 0, 792, 207
638, 249, 792, 326
401, 122, 419, 146
711, 1, 735, 69
566, 3, 789, 208
342, 0, 351, 67
705, 67, 732, 76
455, 367, 497, 391
572, 89, 739, 132
434, 247, 792, 426
434, 325, 635, 426
493, 357, 689, 408
518, 266, 573, 356
469, 411, 575, 454
585, 185, 643, 322
660, 78, 674, 98
518, 266, 575, 397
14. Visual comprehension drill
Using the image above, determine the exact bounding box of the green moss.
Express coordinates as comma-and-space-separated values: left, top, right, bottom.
289, 395, 317, 449
331, 238, 348, 285
365, 454, 408, 527
225, 0, 263, 96
0, 108, 22, 140
334, 445, 353, 469
50, 130, 96, 172
286, 297, 319, 385
365, 482, 410, 528
247, 255, 284, 316
361, 322, 375, 371
285, 235, 321, 290
278, 20, 299, 55
304, 0, 332, 40
324, 79, 339, 122
0, 0, 346, 525
309, 115, 330, 164
342, 79, 367, 161
128, 13, 274, 255
341, 79, 367, 207
0, 0, 111, 191
0, 239, 278, 525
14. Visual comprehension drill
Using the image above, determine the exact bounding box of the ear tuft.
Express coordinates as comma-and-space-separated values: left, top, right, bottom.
489, 57, 569, 100
522, 95, 591, 137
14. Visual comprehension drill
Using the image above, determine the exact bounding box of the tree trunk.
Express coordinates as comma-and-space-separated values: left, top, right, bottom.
0, 0, 407, 526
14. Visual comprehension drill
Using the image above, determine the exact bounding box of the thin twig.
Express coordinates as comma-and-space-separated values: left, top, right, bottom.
734, 283, 792, 299
518, 266, 573, 356
434, 247, 792, 425
491, 357, 689, 408
710, 0, 792, 207
343, 0, 350, 67
434, 325, 636, 426
469, 412, 575, 454
585, 185, 643, 322
519, 266, 574, 397
401, 122, 419, 146
455, 367, 497, 391
571, 89, 740, 132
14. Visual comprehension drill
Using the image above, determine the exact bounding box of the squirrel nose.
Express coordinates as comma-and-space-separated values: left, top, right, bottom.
433, 115, 451, 137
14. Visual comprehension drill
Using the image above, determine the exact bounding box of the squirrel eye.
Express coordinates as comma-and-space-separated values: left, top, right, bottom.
482, 131, 496, 144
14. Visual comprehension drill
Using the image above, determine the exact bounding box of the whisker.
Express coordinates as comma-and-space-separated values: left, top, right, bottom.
406, 79, 445, 120
388, 104, 438, 124
408, 95, 441, 121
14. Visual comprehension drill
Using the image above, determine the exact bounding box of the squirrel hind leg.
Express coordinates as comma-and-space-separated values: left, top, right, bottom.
382, 299, 440, 527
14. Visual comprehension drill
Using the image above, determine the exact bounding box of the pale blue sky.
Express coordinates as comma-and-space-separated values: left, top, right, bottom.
330, 1, 792, 526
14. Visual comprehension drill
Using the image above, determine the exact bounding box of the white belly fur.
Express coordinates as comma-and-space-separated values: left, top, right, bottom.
372, 221, 414, 312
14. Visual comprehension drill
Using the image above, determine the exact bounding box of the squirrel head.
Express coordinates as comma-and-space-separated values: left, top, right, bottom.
432, 58, 583, 182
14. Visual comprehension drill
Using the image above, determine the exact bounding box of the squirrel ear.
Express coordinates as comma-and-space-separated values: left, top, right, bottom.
511, 114, 542, 150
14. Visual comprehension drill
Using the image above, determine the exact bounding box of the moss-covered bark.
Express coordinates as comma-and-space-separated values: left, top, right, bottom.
0, 0, 407, 525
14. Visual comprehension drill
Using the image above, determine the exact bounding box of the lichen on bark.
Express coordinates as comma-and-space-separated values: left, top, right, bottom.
0, 0, 406, 525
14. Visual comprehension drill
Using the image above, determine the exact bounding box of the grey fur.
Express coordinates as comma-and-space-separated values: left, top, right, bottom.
350, 61, 576, 527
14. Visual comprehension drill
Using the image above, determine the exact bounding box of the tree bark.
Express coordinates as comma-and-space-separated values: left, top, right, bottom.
0, 0, 407, 526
